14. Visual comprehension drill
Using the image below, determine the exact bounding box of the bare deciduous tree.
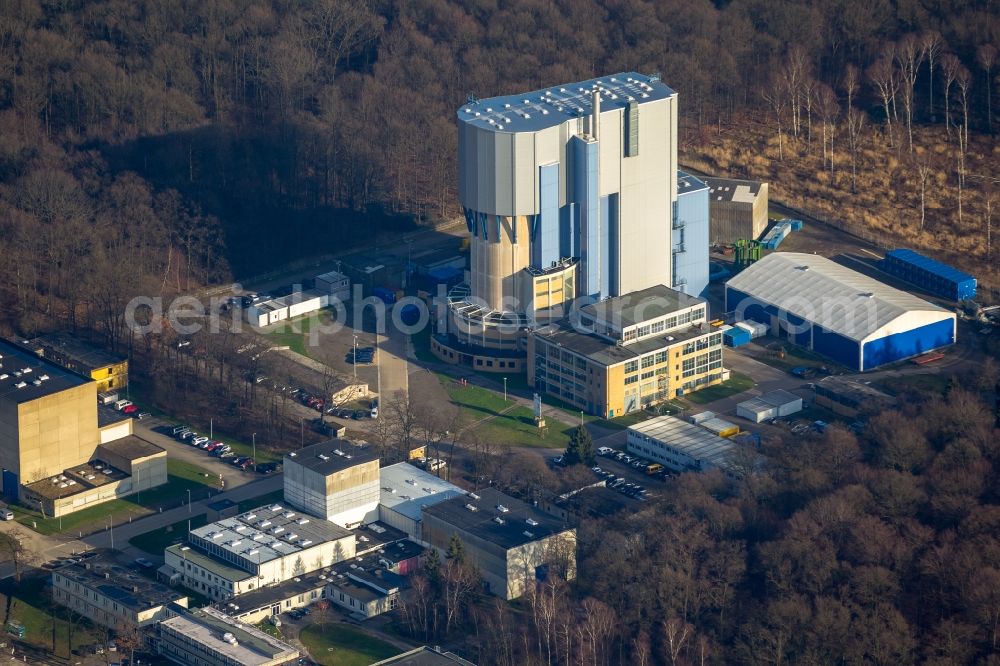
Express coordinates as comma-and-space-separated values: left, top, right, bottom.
922, 31, 944, 119
868, 55, 900, 147
976, 44, 997, 131
895, 34, 926, 152
940, 53, 961, 137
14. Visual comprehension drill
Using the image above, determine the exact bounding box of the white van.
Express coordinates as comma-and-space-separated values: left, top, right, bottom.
113, 399, 132, 411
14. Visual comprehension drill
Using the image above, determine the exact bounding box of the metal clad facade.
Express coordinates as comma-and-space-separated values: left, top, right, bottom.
861, 318, 956, 370
534, 164, 561, 268
674, 180, 710, 296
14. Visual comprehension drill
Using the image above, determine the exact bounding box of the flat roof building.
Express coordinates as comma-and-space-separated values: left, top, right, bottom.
529, 286, 726, 417
375, 462, 467, 541
422, 488, 576, 599
626, 416, 738, 478
158, 606, 299, 666
25, 333, 128, 392
702, 177, 769, 243
52, 554, 188, 630
736, 390, 803, 423
726, 253, 957, 371
284, 441, 380, 528
166, 502, 356, 601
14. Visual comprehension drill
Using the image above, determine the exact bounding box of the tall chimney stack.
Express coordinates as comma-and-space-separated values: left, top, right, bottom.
592, 91, 601, 140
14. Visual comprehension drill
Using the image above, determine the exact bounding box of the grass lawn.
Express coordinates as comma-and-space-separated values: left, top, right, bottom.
129, 513, 208, 555
266, 309, 338, 358
440, 375, 574, 448
299, 624, 402, 666
18, 459, 222, 536
2, 577, 103, 658
683, 371, 756, 405
747, 338, 837, 373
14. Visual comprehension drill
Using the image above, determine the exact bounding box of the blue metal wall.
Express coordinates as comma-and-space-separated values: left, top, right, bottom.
862, 318, 955, 370
532, 163, 561, 269
813, 327, 862, 369
674, 179, 710, 296
572, 136, 602, 298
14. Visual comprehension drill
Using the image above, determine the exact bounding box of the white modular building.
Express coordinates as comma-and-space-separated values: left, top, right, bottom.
726, 253, 956, 371
315, 269, 352, 302
736, 389, 803, 423
246, 290, 330, 327
627, 415, 737, 477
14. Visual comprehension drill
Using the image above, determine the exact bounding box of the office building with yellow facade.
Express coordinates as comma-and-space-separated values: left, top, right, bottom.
528, 286, 726, 417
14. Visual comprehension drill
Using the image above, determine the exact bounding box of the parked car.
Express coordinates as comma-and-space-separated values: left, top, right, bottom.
597, 446, 614, 456
256, 462, 282, 474
191, 436, 209, 447
122, 404, 139, 415
238, 459, 255, 470
171, 425, 189, 436
135, 412, 151, 420
0, 508, 13, 521
231, 456, 249, 466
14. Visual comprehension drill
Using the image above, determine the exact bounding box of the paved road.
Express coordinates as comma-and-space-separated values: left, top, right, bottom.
377, 317, 410, 400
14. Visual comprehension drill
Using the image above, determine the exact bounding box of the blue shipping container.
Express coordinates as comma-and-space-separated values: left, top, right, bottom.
724, 327, 752, 347
880, 248, 976, 301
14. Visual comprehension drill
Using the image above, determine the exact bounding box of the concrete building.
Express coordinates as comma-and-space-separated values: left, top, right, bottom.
673, 172, 710, 297
528, 286, 726, 416
165, 503, 356, 601
813, 376, 895, 417
422, 487, 576, 600
627, 416, 739, 478
374, 462, 467, 541
326, 557, 407, 619
0, 338, 99, 498
157, 606, 299, 666
51, 555, 188, 630
97, 404, 133, 444
314, 269, 351, 302
438, 73, 691, 368
26, 333, 128, 392
703, 177, 769, 244
283, 441, 380, 528
726, 252, 957, 371
22, 436, 167, 517
736, 389, 803, 423
246, 290, 330, 327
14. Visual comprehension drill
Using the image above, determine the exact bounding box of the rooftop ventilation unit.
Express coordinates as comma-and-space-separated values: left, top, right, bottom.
333, 449, 345, 457
494, 517, 505, 525
300, 540, 312, 547
496, 505, 509, 513
13, 381, 26, 389
523, 531, 535, 538
270, 504, 283, 512
297, 518, 310, 525
469, 493, 480, 500
318, 454, 330, 461
284, 512, 295, 519
465, 503, 478, 512
526, 518, 539, 526
39, 374, 49, 381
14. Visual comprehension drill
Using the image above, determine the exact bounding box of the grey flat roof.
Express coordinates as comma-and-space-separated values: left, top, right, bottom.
285, 440, 378, 475
166, 544, 254, 583
0, 338, 91, 407
703, 177, 764, 204
423, 487, 570, 550
355, 522, 410, 556
459, 73, 675, 134
97, 404, 132, 428
27, 333, 125, 371
628, 416, 735, 468
223, 571, 328, 615
815, 376, 894, 402
372, 647, 476, 666
191, 503, 353, 567
580, 285, 704, 328
56, 556, 185, 610
379, 462, 467, 523
738, 389, 802, 412
97, 435, 164, 461
25, 459, 128, 500
678, 171, 709, 193
533, 321, 714, 367
160, 607, 298, 665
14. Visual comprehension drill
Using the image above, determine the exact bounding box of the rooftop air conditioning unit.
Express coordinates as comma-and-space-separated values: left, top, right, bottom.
526, 518, 539, 526
465, 504, 478, 512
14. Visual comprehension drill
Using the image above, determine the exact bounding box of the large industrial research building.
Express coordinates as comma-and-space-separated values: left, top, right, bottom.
433, 72, 717, 412
726, 253, 956, 371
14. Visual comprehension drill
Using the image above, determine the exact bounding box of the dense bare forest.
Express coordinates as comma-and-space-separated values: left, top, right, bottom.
0, 1, 999, 662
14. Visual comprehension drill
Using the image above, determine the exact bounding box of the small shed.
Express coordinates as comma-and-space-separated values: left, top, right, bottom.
736, 389, 803, 423
700, 417, 740, 438
689, 411, 716, 425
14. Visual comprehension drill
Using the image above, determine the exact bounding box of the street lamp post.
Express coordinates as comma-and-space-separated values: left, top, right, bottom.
353, 335, 358, 382
503, 377, 508, 402
187, 489, 191, 514
252, 433, 257, 472
108, 515, 114, 550
210, 418, 213, 439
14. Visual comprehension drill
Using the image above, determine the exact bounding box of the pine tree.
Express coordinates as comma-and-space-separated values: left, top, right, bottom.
564, 424, 594, 465
424, 547, 442, 581
446, 533, 466, 563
